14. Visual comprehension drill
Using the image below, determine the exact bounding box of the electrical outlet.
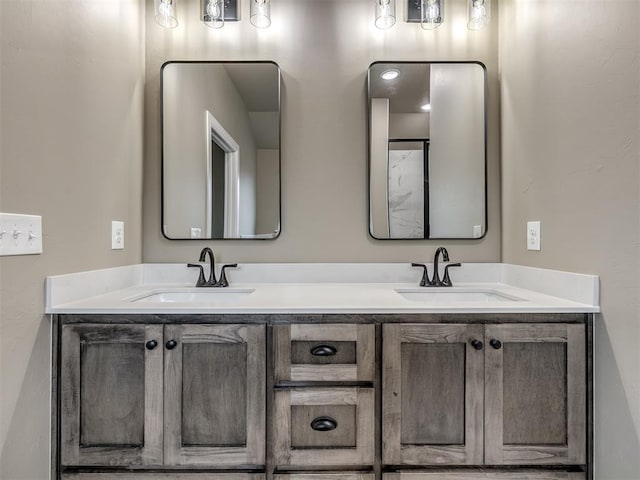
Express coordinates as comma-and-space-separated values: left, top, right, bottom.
473, 225, 482, 238
111, 221, 124, 250
527, 221, 541, 251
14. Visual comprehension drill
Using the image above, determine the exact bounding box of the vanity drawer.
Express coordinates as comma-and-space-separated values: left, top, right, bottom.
273, 388, 374, 467
274, 475, 375, 480
273, 324, 375, 383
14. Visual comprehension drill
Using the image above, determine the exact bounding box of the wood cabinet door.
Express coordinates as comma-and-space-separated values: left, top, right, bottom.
382, 324, 484, 465
164, 324, 266, 466
383, 471, 585, 480
60, 324, 163, 466
484, 324, 586, 465
62, 474, 265, 480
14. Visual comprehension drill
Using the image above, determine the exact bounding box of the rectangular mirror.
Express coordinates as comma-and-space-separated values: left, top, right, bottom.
368, 61, 486, 240
162, 61, 281, 240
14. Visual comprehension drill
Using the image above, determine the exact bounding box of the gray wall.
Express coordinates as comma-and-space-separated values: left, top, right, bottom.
0, 0, 145, 477
500, 1, 640, 478
143, 0, 501, 263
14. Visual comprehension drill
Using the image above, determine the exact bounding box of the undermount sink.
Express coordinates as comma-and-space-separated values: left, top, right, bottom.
130, 288, 254, 304
395, 288, 524, 304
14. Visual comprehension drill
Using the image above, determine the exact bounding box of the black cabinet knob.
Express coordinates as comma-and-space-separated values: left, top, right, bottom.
145, 340, 158, 350
166, 339, 178, 350
471, 339, 484, 350
490, 339, 502, 350
310, 344, 337, 357
311, 416, 337, 431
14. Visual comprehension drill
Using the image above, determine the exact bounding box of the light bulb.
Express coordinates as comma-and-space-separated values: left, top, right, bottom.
467, 0, 489, 30
421, 0, 443, 30
251, 0, 271, 28
203, 0, 224, 28
421, 103, 431, 111
155, 0, 178, 28
375, 0, 396, 29
207, 1, 221, 18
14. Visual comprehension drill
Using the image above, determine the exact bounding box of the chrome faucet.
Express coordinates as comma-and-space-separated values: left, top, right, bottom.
412, 247, 462, 287
187, 247, 237, 287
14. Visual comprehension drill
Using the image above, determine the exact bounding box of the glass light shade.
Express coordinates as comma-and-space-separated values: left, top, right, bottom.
375, 0, 396, 29
203, 0, 224, 28
467, 0, 489, 30
421, 0, 443, 30
155, 0, 178, 28
251, 0, 271, 28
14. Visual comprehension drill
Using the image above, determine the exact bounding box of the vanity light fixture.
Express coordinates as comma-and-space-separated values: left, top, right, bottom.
202, 0, 224, 28
467, 0, 489, 30
201, 0, 239, 29
155, 0, 178, 28
380, 69, 400, 80
375, 0, 396, 29
250, 0, 271, 28
421, 0, 443, 30
421, 103, 431, 111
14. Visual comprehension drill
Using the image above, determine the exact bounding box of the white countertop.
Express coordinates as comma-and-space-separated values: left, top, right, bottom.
45, 263, 600, 315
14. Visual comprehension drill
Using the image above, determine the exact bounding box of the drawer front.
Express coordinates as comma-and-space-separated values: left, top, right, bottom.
273, 388, 374, 466
383, 472, 585, 480
274, 474, 375, 480
274, 324, 375, 383
62, 474, 265, 480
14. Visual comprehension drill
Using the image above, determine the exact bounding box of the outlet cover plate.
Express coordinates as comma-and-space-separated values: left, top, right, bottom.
112, 221, 124, 250
527, 221, 541, 251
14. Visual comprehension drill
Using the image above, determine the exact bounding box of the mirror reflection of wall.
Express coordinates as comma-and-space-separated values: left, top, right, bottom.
162, 61, 281, 240
368, 62, 486, 240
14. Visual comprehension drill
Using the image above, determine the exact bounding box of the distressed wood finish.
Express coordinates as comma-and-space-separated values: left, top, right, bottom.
382, 324, 484, 465
383, 471, 585, 480
62, 474, 265, 480
274, 475, 375, 480
60, 324, 163, 466
274, 388, 374, 466
484, 324, 586, 465
164, 324, 266, 466
274, 324, 375, 383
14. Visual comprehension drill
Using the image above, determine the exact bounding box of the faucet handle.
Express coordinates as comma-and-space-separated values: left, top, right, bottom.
442, 263, 462, 287
215, 263, 238, 287
187, 263, 207, 287
411, 263, 432, 287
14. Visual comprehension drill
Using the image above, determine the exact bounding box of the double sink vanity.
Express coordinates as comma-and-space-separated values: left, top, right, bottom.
47, 57, 596, 480
47, 257, 598, 480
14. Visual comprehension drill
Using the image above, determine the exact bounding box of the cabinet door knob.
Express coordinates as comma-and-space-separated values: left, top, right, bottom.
311, 416, 337, 431
471, 339, 484, 350
490, 339, 502, 349
166, 339, 178, 350
310, 344, 337, 356
145, 340, 158, 350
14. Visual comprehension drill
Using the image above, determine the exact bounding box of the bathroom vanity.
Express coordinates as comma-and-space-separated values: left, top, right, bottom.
48, 263, 597, 480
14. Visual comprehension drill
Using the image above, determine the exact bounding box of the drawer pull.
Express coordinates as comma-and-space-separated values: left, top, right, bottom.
310, 344, 337, 356
310, 416, 338, 431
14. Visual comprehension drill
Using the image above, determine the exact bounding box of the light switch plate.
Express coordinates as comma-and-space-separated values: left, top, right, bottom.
0, 213, 43, 256
527, 221, 541, 251
111, 221, 124, 250
473, 225, 482, 238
